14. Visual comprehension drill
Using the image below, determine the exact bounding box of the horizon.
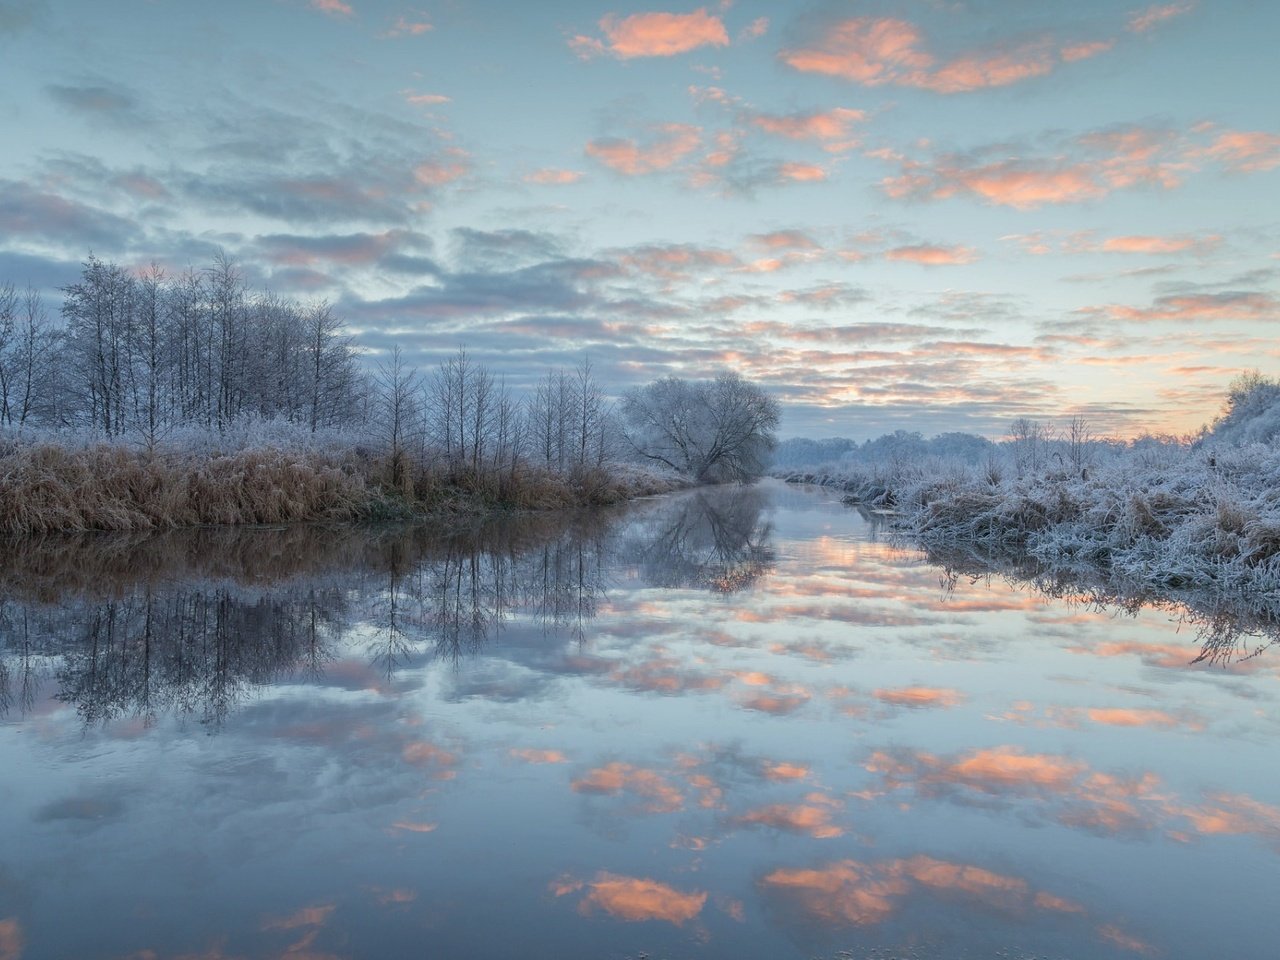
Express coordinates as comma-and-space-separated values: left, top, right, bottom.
2, 0, 1278, 440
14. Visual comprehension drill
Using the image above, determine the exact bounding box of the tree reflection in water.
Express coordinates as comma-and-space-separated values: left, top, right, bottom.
0, 485, 780, 726
621, 485, 776, 593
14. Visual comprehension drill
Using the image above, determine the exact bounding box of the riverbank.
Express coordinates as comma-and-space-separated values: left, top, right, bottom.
779, 439, 1280, 634
0, 438, 686, 537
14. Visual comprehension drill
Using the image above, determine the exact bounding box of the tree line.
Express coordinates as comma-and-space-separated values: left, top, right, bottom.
1, 253, 780, 487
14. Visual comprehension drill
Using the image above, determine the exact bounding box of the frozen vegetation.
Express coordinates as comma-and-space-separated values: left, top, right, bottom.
776, 375, 1280, 638
0, 255, 778, 536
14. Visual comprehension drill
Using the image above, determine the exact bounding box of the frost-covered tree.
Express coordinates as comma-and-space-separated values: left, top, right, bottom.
621, 371, 779, 483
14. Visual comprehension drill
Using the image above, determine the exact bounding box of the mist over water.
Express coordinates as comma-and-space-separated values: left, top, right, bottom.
2, 481, 1278, 959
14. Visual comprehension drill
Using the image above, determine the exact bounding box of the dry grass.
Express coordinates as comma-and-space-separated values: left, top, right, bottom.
0, 441, 687, 538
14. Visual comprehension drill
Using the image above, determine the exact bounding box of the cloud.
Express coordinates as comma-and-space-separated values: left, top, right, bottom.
585, 123, 701, 175
571, 8, 729, 60
739, 16, 768, 40
779, 17, 1072, 94
1201, 130, 1280, 173
749, 107, 865, 148
403, 91, 450, 106
47, 81, 137, 115
1100, 234, 1222, 254
777, 161, 827, 182
1127, 3, 1195, 33
510, 748, 568, 764
524, 168, 585, 185
413, 149, 472, 186
557, 872, 707, 925
735, 795, 844, 837
1091, 290, 1278, 323
310, 0, 353, 17
872, 686, 965, 707
0, 178, 140, 246
571, 761, 684, 812
0, 919, 22, 960
884, 244, 978, 266
1060, 39, 1116, 62
382, 15, 431, 38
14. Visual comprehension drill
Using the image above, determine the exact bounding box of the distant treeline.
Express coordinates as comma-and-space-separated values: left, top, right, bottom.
0, 254, 621, 478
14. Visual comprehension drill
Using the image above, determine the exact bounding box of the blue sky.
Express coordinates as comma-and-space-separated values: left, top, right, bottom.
1, 0, 1278, 438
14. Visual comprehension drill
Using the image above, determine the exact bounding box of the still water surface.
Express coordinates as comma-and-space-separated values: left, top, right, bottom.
1, 481, 1277, 959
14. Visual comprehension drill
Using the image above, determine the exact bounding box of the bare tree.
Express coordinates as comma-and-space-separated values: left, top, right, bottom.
621, 371, 779, 483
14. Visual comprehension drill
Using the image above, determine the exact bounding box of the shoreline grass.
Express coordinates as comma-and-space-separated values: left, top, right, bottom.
0, 439, 686, 538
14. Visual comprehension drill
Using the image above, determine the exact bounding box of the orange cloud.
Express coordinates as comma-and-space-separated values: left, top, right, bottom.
884, 159, 1105, 209
524, 168, 585, 185
780, 18, 933, 86
1100, 234, 1219, 253
573, 8, 729, 59
749, 107, 866, 145
1127, 3, 1195, 33
736, 798, 844, 838
571, 762, 684, 813
568, 872, 707, 925
1202, 130, 1280, 172
761, 761, 810, 781
884, 244, 978, 266
777, 162, 827, 182
873, 685, 965, 707
1060, 39, 1115, 62
760, 855, 1085, 930
401, 740, 458, 779
586, 124, 701, 175
781, 17, 1081, 93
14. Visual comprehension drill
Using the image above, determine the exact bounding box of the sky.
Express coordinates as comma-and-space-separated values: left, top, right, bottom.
1, 0, 1278, 439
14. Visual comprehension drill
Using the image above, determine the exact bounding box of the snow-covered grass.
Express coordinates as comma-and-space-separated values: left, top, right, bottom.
777, 380, 1280, 642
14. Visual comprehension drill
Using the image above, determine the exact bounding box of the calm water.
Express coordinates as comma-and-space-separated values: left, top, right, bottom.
1, 481, 1277, 959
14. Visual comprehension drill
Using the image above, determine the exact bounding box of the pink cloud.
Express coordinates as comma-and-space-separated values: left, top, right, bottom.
524, 168, 585, 185
749, 107, 866, 147
586, 124, 701, 175
751, 230, 821, 251
1127, 3, 1195, 33
310, 0, 353, 17
1097, 291, 1279, 323
885, 160, 1105, 209
884, 244, 978, 266
1100, 234, 1220, 254
1060, 39, 1116, 62
558, 872, 707, 925
383, 15, 431, 37
1202, 130, 1280, 172
778, 161, 827, 182
573, 8, 729, 59
780, 17, 1091, 93
740, 16, 769, 40
403, 91, 450, 106
412, 150, 471, 186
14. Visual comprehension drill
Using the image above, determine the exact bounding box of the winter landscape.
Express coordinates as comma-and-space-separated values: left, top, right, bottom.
2, 1, 1279, 959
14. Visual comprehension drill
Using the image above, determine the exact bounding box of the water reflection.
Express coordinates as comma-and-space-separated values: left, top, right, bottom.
3, 482, 1280, 960
925, 540, 1280, 664
0, 485, 778, 726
